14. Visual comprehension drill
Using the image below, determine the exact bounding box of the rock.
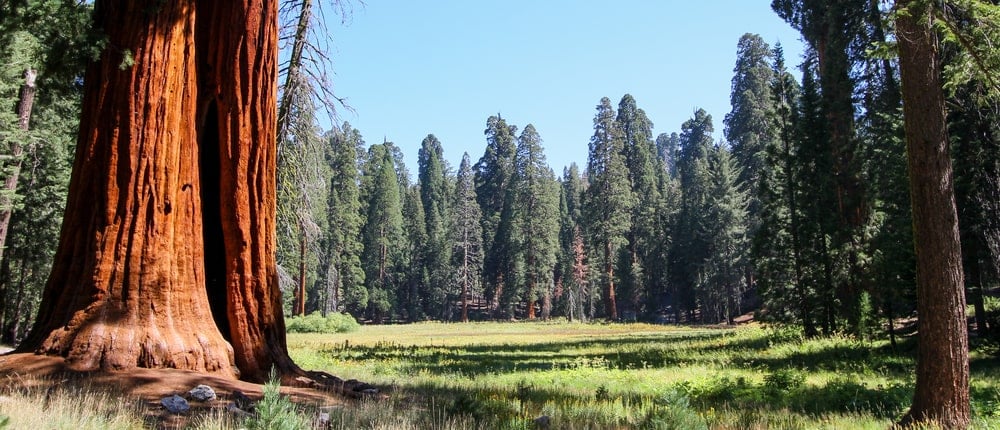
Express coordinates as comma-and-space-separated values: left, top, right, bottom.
188, 384, 216, 402
534, 415, 551, 429
160, 394, 190, 414
226, 402, 252, 418
232, 390, 255, 412
316, 411, 331, 427
351, 382, 378, 392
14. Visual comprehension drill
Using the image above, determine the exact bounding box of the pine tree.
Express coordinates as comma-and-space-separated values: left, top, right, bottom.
796, 59, 839, 335
452, 153, 483, 322
511, 125, 560, 319
319, 122, 365, 316
418, 134, 453, 319
896, 1, 970, 425
0, 0, 91, 343
556, 164, 588, 321
773, 0, 872, 335
402, 184, 427, 321
583, 97, 635, 320
670, 109, 715, 321
703, 146, 749, 323
724, 34, 776, 213
475, 115, 518, 317
360, 143, 405, 322
723, 36, 777, 311
752, 44, 819, 335
617, 94, 662, 319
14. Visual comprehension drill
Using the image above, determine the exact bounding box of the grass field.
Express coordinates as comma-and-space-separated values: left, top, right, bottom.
288, 321, 1000, 429
2, 321, 999, 429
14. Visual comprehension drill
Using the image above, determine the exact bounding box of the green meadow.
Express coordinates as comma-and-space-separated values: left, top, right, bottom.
287, 321, 1000, 429
3, 321, 1000, 429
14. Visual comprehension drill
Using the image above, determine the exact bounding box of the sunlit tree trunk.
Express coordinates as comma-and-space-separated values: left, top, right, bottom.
896, 1, 970, 427
19, 1, 236, 375
0, 69, 36, 267
19, 0, 297, 383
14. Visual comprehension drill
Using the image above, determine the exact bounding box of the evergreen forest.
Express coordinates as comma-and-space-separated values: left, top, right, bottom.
1, 0, 999, 343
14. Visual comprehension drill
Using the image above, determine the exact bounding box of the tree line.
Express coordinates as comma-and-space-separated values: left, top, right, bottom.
2, 1, 998, 340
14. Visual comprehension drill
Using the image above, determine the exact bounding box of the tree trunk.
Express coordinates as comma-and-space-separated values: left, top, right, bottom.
19, 1, 235, 375
297, 230, 307, 316
198, 0, 297, 382
604, 241, 618, 321
0, 69, 37, 266
461, 243, 469, 322
20, 0, 298, 383
896, 1, 971, 427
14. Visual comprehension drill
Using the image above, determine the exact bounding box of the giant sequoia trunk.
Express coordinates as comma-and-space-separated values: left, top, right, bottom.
896, 1, 970, 427
18, 0, 297, 383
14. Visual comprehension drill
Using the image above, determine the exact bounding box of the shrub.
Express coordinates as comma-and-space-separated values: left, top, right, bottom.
640, 390, 708, 430
764, 368, 806, 394
285, 312, 360, 334
244, 371, 310, 430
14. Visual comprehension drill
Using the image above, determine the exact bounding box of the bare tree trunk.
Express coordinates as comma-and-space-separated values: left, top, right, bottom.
604, 241, 618, 321
461, 243, 469, 322
297, 229, 307, 316
0, 69, 37, 266
896, 1, 970, 427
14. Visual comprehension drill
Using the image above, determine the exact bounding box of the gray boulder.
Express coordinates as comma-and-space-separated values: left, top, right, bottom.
188, 384, 217, 402
161, 394, 190, 414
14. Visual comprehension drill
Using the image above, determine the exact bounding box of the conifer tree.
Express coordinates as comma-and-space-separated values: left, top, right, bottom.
0, 0, 91, 342
583, 97, 635, 320
402, 184, 427, 321
452, 153, 483, 322
617, 94, 662, 319
360, 143, 405, 322
418, 134, 453, 319
670, 109, 715, 321
773, 0, 871, 335
475, 115, 518, 317
724, 33, 776, 219
275, 71, 326, 316
511, 125, 560, 319
319, 122, 365, 315
703, 146, 749, 323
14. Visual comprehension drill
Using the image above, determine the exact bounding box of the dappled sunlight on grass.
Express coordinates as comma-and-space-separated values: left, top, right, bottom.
285, 321, 1000, 428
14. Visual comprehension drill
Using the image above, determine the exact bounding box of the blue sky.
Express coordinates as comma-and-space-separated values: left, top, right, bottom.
323, 1, 805, 175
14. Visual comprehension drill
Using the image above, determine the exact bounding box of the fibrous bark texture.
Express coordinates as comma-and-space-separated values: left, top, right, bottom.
20, 0, 296, 383
896, 1, 970, 428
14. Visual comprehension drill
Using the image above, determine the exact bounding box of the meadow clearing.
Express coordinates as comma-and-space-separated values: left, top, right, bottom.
2, 320, 1000, 429
286, 321, 1000, 429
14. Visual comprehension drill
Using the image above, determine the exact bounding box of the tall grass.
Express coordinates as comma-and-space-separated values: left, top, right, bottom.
0, 379, 146, 429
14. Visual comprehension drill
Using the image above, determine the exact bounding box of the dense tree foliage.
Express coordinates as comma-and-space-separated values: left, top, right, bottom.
5, 9, 999, 423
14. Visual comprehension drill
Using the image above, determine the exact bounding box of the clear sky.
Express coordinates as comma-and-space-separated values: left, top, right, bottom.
323, 1, 805, 175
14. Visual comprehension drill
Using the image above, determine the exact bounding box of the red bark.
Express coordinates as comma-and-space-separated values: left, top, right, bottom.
20, 0, 298, 383
896, 1, 970, 427
20, 1, 236, 375
198, 0, 297, 383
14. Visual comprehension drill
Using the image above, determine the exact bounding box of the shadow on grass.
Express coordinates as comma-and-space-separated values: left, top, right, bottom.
315, 325, 1000, 422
